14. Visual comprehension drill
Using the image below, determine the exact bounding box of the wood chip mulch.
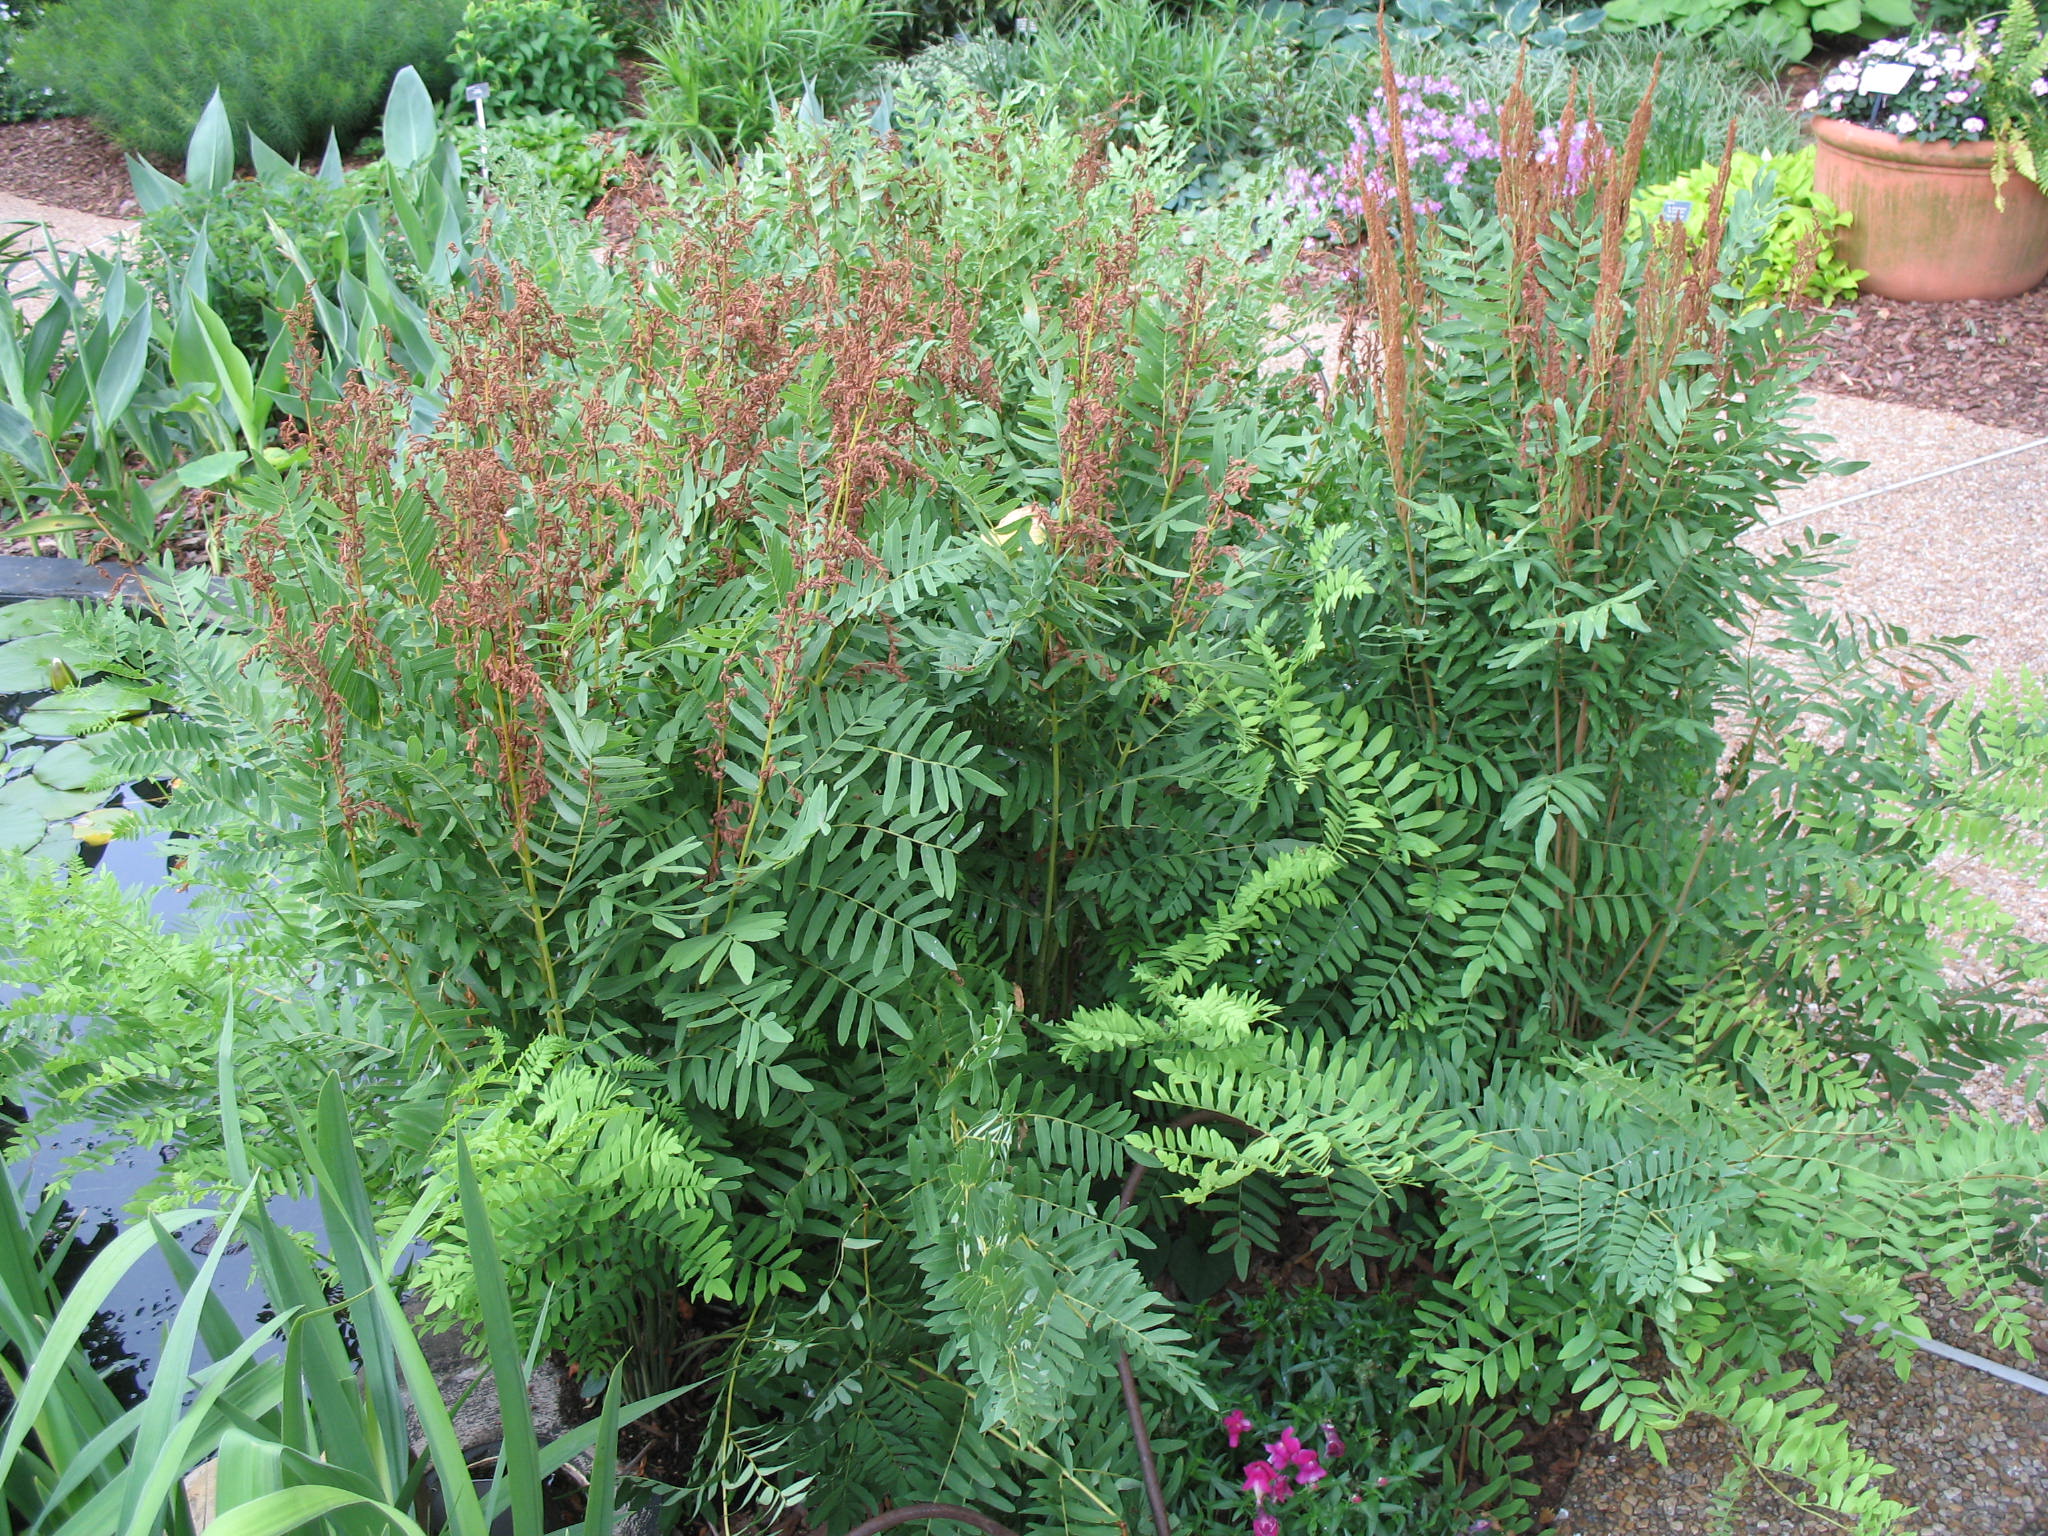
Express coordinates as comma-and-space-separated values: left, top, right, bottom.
0, 116, 150, 218
1811, 285, 2048, 438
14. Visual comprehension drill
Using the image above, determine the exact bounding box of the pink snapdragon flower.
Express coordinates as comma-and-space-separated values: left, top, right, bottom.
1223, 1409, 1253, 1449
1264, 1428, 1308, 1470
1253, 1515, 1279, 1536
1292, 1454, 1327, 1488
1321, 1423, 1345, 1461
1243, 1462, 1286, 1504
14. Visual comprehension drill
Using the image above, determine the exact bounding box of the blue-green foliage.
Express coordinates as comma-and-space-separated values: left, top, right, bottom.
0, 73, 479, 560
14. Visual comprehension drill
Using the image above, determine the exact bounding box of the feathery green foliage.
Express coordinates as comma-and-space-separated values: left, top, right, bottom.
12, 0, 464, 160
637, 0, 884, 155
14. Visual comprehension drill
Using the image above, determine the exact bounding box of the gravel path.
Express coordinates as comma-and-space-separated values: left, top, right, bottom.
1550, 391, 2048, 1536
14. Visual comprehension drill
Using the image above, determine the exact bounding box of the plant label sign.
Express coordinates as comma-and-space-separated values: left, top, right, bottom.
465, 82, 492, 103
1660, 200, 1692, 222
1858, 62, 1915, 97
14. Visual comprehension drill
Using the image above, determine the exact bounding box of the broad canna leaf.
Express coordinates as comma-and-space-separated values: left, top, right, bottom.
382, 65, 438, 172
186, 89, 235, 198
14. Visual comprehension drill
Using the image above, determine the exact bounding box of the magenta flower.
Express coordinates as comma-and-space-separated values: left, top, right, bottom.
1293, 1454, 1327, 1488
1243, 1462, 1282, 1503
1321, 1423, 1345, 1461
1223, 1409, 1253, 1449
1264, 1428, 1307, 1469
1253, 1516, 1279, 1536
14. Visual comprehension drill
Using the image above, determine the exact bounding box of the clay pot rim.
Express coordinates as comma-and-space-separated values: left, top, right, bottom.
1811, 114, 2006, 170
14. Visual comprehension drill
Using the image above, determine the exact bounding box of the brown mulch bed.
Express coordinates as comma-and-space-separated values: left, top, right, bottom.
1810, 284, 2048, 437
0, 116, 159, 218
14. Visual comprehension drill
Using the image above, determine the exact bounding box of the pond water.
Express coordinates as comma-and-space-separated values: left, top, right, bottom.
0, 594, 318, 1400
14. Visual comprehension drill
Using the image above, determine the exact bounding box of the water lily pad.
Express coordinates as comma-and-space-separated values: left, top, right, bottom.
0, 633, 111, 694
0, 799, 43, 854
0, 600, 83, 643
24, 823, 80, 868
69, 805, 137, 846
0, 772, 105, 819
32, 739, 118, 793
17, 683, 155, 737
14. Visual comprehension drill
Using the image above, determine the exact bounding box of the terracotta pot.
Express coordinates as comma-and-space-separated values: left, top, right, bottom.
1812, 116, 2048, 302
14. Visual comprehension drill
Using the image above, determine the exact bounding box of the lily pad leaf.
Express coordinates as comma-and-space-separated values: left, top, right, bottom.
70, 805, 139, 846
0, 773, 106, 819
33, 739, 119, 793
0, 633, 111, 694
0, 600, 84, 643
25, 824, 80, 868
18, 682, 156, 737
0, 800, 43, 854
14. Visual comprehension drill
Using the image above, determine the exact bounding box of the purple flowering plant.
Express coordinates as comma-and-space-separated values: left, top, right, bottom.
1802, 19, 2048, 143
1283, 74, 1595, 237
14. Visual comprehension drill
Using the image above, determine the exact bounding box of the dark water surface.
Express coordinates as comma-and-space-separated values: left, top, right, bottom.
1, 600, 318, 1399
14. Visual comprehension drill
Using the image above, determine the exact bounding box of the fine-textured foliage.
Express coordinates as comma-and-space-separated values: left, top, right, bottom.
134, 174, 368, 354
449, 109, 626, 205
449, 0, 626, 126
637, 0, 884, 155
12, 0, 464, 160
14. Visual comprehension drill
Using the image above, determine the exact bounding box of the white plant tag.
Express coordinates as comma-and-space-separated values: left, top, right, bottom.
465, 82, 492, 103
1660, 199, 1692, 222
1859, 62, 1916, 97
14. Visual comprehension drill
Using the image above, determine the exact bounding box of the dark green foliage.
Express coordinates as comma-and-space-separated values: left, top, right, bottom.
1156, 1287, 1507, 1534
637, 0, 884, 154
581, 0, 664, 46
0, 0, 66, 124
449, 0, 625, 126
11, 0, 464, 160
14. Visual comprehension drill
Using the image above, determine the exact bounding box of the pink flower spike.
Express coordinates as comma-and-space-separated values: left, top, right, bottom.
1253, 1515, 1279, 1536
1223, 1409, 1253, 1449
1321, 1423, 1346, 1460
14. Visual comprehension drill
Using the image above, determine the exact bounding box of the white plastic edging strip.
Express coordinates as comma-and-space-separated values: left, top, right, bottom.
1844, 1313, 2048, 1400
1757, 434, 2048, 531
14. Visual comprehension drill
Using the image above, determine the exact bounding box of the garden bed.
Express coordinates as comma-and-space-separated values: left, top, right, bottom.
0, 115, 149, 217
1813, 286, 2048, 437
